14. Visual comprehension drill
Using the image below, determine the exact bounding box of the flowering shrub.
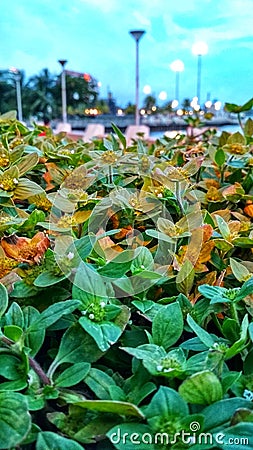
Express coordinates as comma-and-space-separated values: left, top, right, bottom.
0, 105, 253, 448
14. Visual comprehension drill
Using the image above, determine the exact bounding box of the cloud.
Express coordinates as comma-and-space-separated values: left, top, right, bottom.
132, 11, 151, 28
79, 0, 118, 13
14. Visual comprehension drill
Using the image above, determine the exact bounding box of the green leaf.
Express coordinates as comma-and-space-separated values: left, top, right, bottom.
23, 306, 45, 357
111, 122, 127, 148
233, 237, 253, 248
18, 209, 45, 233
0, 354, 23, 380
72, 261, 108, 305
230, 258, 251, 282
215, 214, 230, 240
72, 399, 145, 418
3, 325, 22, 342
14, 179, 44, 200
244, 117, 253, 136
236, 277, 253, 301
27, 300, 80, 332
176, 260, 195, 295
36, 432, 84, 450
48, 324, 103, 377
215, 148, 226, 166
179, 370, 223, 404
16, 152, 39, 177
213, 238, 234, 252
79, 317, 121, 351
222, 318, 240, 342
54, 362, 90, 387
219, 423, 253, 449
83, 367, 117, 400
98, 251, 133, 278
187, 314, 216, 347
227, 131, 246, 145
34, 271, 67, 287
5, 301, 24, 327
152, 302, 183, 350
72, 234, 96, 260
121, 344, 165, 362
0, 378, 27, 392
202, 398, 253, 431
10, 280, 40, 298
221, 371, 241, 394
0, 283, 8, 317
249, 322, 253, 342
145, 386, 188, 429
225, 314, 249, 359
0, 392, 31, 449
224, 98, 253, 113
131, 247, 154, 273
198, 284, 226, 302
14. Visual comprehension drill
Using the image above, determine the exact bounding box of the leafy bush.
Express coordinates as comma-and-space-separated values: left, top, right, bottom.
0, 105, 253, 449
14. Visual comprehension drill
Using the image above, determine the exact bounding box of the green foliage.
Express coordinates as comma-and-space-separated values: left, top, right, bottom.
0, 110, 253, 448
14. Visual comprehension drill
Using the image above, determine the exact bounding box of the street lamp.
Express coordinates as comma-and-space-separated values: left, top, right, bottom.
129, 30, 146, 126
170, 59, 184, 103
191, 41, 208, 105
9, 67, 23, 122
58, 59, 68, 123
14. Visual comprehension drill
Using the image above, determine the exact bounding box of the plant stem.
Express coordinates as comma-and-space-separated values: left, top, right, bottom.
175, 180, 184, 216
211, 312, 223, 335
0, 336, 51, 385
237, 113, 244, 133
230, 302, 239, 324
29, 358, 51, 385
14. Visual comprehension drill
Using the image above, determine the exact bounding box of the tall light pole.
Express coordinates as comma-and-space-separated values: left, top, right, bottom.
191, 41, 208, 106
129, 30, 145, 126
170, 59, 185, 103
58, 59, 68, 123
9, 67, 23, 122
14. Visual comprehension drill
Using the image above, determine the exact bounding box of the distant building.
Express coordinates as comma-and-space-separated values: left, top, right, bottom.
107, 91, 117, 115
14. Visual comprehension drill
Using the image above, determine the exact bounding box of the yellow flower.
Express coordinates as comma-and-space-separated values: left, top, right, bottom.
29, 194, 52, 212
0, 257, 18, 278
0, 153, 9, 167
100, 150, 118, 164
205, 186, 223, 202
223, 143, 248, 155
0, 175, 18, 191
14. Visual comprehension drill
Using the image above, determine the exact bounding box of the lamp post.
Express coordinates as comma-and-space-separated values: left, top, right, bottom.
129, 30, 145, 126
58, 59, 68, 123
169, 59, 184, 103
9, 67, 23, 122
191, 41, 208, 105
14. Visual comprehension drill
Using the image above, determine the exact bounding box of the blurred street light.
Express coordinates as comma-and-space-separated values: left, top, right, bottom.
9, 67, 23, 122
129, 30, 146, 125
191, 41, 208, 105
170, 59, 184, 103
58, 59, 68, 123
143, 84, 152, 95
158, 91, 167, 101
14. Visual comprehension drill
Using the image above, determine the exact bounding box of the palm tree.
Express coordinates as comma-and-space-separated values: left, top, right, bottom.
143, 95, 157, 111
0, 70, 22, 115
24, 68, 57, 119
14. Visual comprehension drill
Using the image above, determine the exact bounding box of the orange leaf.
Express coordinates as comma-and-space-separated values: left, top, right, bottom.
43, 171, 54, 191
1, 231, 50, 263
244, 204, 253, 217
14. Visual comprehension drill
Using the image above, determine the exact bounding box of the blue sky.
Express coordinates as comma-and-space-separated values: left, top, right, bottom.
1, 0, 253, 107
